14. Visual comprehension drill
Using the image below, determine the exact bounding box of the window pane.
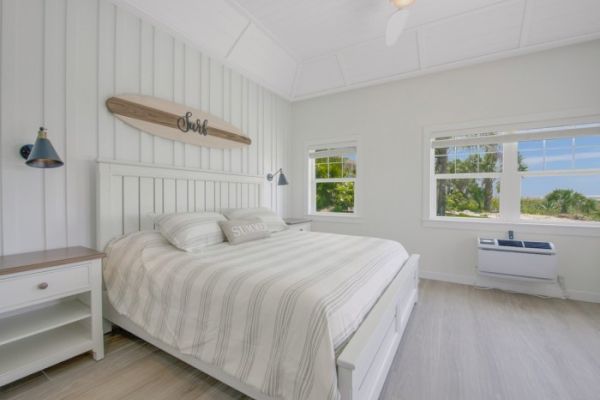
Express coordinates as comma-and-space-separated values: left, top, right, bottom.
316, 182, 355, 213
545, 147, 573, 170
545, 138, 573, 149
343, 156, 356, 178
477, 151, 503, 173
436, 145, 502, 174
519, 149, 544, 171
315, 162, 328, 179
328, 162, 343, 178
519, 140, 543, 151
575, 135, 600, 146
521, 175, 600, 222
574, 147, 600, 169
436, 178, 500, 218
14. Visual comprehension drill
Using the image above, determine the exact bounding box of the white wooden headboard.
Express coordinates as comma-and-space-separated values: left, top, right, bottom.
96, 160, 265, 251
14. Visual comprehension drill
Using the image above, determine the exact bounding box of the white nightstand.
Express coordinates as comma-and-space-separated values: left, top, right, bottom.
0, 247, 104, 386
284, 218, 312, 232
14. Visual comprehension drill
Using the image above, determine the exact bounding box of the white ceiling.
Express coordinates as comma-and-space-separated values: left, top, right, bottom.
114, 0, 600, 101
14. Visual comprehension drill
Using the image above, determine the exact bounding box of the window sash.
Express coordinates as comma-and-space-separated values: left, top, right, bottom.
309, 145, 358, 215
431, 123, 600, 148
314, 177, 356, 183
431, 137, 600, 222
309, 147, 356, 159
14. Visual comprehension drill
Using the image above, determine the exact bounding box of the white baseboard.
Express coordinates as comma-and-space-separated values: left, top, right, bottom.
419, 270, 600, 303
567, 290, 600, 304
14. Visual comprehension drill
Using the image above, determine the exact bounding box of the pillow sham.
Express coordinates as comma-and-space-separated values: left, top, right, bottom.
155, 212, 226, 252
219, 218, 270, 245
221, 207, 287, 233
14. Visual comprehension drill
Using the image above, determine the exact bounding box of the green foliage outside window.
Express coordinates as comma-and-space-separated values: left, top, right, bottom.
522, 189, 600, 221
435, 145, 600, 221
314, 155, 356, 213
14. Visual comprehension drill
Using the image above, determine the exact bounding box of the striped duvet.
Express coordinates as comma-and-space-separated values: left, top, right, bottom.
103, 229, 409, 400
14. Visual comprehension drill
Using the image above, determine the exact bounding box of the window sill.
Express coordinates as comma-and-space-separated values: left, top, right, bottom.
423, 217, 600, 237
306, 213, 363, 224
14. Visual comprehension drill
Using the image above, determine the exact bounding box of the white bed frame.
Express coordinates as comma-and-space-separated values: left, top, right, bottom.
97, 160, 419, 400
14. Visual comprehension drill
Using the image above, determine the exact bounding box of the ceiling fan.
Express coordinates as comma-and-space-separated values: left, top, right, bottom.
386, 0, 416, 47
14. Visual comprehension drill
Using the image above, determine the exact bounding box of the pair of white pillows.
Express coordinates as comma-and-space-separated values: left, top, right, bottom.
155, 208, 287, 253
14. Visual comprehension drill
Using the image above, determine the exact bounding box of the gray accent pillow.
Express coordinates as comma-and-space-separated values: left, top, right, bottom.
219, 218, 271, 245
221, 207, 288, 233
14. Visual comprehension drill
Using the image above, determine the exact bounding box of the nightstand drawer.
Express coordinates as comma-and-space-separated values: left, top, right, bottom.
0, 265, 90, 312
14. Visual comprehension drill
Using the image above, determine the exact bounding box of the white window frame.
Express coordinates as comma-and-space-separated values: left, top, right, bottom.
305, 138, 361, 221
422, 110, 600, 236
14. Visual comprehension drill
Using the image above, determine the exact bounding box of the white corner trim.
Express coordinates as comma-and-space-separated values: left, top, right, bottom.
419, 270, 600, 304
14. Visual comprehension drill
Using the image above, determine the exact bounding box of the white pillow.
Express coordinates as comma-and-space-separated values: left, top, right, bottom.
222, 207, 287, 233
155, 212, 226, 252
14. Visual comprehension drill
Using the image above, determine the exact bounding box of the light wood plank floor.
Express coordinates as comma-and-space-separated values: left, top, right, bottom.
2, 280, 599, 400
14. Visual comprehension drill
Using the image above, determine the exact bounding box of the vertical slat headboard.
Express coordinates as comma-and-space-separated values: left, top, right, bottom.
96, 160, 266, 251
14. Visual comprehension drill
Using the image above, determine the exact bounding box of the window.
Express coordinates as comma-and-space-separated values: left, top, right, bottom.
308, 143, 357, 216
429, 123, 600, 224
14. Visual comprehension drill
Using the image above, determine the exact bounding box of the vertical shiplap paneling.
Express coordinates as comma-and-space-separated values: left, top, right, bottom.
66, 0, 98, 247
66, 0, 98, 248
199, 53, 211, 170
256, 86, 263, 177
240, 76, 250, 174
97, 0, 116, 160
230, 71, 242, 173
263, 92, 273, 208
153, 30, 174, 165
114, 7, 140, 162
0, 0, 4, 255
0, 0, 44, 254
209, 58, 224, 171
0, 0, 291, 255
44, 0, 68, 249
173, 40, 185, 167
183, 44, 201, 169
248, 81, 258, 176
139, 21, 154, 163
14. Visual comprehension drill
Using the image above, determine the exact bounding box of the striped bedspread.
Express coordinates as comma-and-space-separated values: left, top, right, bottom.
103, 230, 409, 400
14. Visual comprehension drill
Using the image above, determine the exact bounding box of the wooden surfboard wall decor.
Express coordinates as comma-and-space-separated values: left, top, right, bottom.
106, 94, 251, 149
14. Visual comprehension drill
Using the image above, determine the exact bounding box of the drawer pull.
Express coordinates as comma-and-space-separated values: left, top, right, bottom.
38, 282, 49, 290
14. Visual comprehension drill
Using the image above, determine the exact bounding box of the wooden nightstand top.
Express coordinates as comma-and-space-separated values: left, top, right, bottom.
284, 218, 312, 225
0, 247, 105, 276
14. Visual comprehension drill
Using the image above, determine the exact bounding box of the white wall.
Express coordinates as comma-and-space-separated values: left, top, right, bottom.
291, 40, 600, 302
0, 0, 292, 256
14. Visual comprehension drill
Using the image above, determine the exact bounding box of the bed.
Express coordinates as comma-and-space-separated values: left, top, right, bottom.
97, 160, 419, 400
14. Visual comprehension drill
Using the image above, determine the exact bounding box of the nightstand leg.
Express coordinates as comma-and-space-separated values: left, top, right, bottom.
90, 259, 105, 360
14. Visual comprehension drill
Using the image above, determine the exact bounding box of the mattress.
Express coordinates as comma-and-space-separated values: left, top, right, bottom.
103, 229, 409, 400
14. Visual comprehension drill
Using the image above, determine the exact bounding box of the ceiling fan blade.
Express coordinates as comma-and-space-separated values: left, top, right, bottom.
385, 8, 410, 47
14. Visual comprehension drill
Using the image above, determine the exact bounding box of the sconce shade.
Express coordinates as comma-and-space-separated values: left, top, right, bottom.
277, 172, 288, 186
267, 168, 289, 186
24, 127, 64, 168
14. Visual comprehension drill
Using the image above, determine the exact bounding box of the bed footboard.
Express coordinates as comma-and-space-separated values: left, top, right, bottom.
337, 254, 419, 400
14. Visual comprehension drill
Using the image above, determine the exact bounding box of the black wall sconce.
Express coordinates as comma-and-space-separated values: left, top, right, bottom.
20, 127, 64, 168
267, 168, 289, 186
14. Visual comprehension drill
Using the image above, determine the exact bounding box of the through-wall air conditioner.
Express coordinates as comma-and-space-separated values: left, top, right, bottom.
477, 238, 558, 281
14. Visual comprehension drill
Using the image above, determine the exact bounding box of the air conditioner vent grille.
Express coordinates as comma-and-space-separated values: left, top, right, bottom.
497, 239, 523, 247
523, 241, 552, 250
